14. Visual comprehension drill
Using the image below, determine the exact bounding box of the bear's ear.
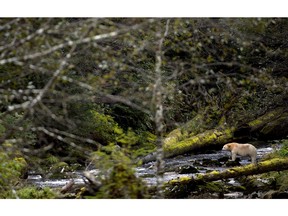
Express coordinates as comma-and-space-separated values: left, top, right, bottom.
227, 144, 231, 148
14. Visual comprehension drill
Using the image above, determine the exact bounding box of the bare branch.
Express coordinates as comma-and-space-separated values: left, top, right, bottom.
0, 19, 155, 65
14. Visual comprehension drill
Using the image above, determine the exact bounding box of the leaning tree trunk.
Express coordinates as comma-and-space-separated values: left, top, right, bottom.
163, 127, 235, 158
165, 158, 288, 197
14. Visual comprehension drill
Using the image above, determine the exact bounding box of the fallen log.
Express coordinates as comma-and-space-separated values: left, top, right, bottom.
163, 127, 235, 158
60, 180, 75, 194
165, 158, 288, 196
142, 127, 235, 163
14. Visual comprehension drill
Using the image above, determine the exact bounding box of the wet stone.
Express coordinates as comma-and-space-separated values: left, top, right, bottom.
224, 159, 241, 167
218, 156, 230, 163
201, 159, 222, 167
177, 165, 199, 174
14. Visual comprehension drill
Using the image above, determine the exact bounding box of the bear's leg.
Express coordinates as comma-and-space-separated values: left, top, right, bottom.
231, 152, 237, 161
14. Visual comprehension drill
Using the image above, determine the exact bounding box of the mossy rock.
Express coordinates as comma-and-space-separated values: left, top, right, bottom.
226, 184, 246, 192
218, 156, 230, 163
197, 181, 226, 193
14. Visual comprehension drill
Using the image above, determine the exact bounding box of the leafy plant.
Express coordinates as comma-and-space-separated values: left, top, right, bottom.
0, 144, 28, 198
15, 187, 57, 199
278, 140, 288, 157
88, 143, 149, 198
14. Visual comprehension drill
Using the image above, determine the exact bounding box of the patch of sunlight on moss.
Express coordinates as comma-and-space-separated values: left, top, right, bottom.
169, 176, 192, 184
208, 170, 220, 175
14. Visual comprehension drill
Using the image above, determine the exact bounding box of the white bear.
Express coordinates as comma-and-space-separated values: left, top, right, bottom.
222, 142, 257, 164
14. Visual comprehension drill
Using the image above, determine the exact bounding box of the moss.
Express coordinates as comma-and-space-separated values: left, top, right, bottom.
198, 181, 225, 193
14, 157, 29, 179
163, 128, 183, 146
227, 185, 246, 192
248, 107, 285, 128
163, 127, 235, 158
16, 187, 57, 199
92, 163, 149, 198
164, 176, 195, 198
259, 157, 285, 166
167, 176, 192, 184
163, 112, 215, 150
49, 162, 71, 179
0, 148, 29, 197
208, 170, 220, 175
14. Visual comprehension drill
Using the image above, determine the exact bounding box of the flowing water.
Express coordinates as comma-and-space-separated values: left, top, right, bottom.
27, 143, 279, 192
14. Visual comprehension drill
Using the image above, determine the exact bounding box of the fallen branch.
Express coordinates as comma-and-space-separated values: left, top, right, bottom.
165, 158, 288, 195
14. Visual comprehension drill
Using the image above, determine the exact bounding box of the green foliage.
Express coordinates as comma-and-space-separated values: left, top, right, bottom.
263, 140, 288, 160
89, 110, 121, 144
278, 140, 288, 157
130, 131, 156, 158
89, 144, 149, 198
16, 187, 57, 199
45, 154, 60, 165
81, 109, 156, 158
260, 170, 288, 192
0, 112, 36, 144
107, 104, 153, 131
0, 144, 28, 197
1, 18, 288, 199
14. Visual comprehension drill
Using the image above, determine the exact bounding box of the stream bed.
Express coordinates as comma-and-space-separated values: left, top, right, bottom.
26, 143, 281, 198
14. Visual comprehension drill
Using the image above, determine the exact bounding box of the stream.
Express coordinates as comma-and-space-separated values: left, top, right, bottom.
26, 143, 281, 198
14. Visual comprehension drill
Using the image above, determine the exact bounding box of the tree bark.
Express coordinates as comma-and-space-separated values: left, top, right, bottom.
165, 158, 288, 193
163, 127, 235, 158
142, 127, 235, 163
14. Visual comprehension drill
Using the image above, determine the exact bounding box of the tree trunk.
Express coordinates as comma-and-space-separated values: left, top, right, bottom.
165, 158, 288, 195
142, 127, 235, 163
163, 127, 235, 158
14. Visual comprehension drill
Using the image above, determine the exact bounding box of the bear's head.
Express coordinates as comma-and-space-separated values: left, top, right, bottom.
222, 144, 231, 151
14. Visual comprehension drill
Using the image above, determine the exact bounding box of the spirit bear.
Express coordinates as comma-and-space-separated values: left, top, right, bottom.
222, 142, 257, 164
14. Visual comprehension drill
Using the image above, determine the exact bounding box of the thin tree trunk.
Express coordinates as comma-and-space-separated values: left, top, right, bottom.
153, 19, 170, 198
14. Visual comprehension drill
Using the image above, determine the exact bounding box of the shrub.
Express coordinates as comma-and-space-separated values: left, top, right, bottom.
88, 144, 149, 198
278, 139, 288, 157
0, 145, 28, 198
16, 187, 57, 199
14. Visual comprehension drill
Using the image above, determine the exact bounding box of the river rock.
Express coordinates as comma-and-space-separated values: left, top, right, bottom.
201, 158, 222, 167
177, 165, 199, 174
224, 159, 241, 167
